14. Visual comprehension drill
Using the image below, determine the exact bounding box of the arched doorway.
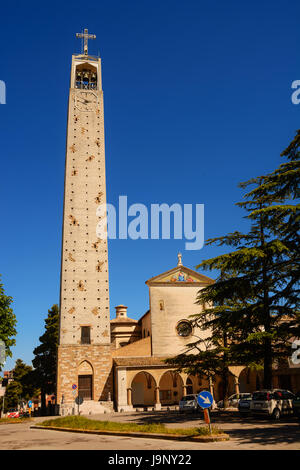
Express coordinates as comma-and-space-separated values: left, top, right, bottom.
131, 372, 156, 407
186, 377, 193, 395
239, 367, 262, 393
159, 371, 184, 405
78, 361, 93, 400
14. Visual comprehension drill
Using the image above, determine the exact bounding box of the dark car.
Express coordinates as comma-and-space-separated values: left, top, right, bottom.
238, 394, 252, 416
292, 392, 300, 420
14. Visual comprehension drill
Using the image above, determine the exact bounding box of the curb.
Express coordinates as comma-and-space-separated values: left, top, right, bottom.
30, 425, 229, 442
0, 419, 34, 425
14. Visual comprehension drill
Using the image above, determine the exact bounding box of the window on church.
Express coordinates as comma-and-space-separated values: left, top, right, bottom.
176, 320, 192, 338
81, 326, 91, 344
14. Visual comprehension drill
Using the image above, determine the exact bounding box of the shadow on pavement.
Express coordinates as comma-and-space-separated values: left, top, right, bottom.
117, 410, 300, 446
225, 423, 300, 446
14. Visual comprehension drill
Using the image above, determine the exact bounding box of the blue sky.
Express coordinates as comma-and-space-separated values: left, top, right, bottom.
1, 0, 300, 371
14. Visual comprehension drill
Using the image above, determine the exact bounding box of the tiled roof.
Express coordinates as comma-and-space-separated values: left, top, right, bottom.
110, 317, 138, 323
113, 356, 169, 367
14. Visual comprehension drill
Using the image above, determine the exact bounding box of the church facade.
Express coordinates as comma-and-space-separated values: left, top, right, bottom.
111, 257, 222, 412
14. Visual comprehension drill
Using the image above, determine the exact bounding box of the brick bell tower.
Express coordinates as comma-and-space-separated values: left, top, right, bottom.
56, 30, 113, 414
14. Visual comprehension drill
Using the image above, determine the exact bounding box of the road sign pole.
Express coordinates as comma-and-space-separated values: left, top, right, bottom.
197, 391, 213, 435
205, 408, 212, 434
72, 384, 77, 415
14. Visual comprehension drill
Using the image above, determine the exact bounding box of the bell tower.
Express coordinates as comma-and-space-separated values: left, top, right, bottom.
56, 30, 112, 414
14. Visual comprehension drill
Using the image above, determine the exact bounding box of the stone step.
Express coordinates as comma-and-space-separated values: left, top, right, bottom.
60, 400, 113, 416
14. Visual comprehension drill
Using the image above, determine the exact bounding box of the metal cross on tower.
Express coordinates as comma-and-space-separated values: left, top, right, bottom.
76, 28, 96, 55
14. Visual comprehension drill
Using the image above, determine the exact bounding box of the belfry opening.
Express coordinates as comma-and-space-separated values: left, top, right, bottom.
75, 63, 97, 90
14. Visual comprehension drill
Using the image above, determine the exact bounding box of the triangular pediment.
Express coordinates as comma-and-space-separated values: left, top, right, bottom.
145, 265, 214, 286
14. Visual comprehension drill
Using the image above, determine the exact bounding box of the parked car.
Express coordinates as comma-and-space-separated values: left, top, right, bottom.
179, 394, 200, 413
292, 391, 300, 420
250, 389, 294, 419
217, 393, 252, 409
238, 394, 252, 416
6, 409, 20, 418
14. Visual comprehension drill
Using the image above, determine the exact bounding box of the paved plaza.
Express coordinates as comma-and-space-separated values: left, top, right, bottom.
0, 410, 299, 450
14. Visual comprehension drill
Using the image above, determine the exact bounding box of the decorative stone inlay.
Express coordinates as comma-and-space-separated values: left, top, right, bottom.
77, 280, 86, 291
69, 215, 79, 226
95, 191, 103, 203
96, 261, 104, 272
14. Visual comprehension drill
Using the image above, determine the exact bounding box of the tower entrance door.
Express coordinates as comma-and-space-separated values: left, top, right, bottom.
78, 375, 93, 400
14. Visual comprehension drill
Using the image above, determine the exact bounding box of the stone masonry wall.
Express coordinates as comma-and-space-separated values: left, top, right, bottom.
57, 344, 113, 404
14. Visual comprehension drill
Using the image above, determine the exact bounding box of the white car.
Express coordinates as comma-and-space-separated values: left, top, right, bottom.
250, 389, 295, 419
179, 394, 200, 413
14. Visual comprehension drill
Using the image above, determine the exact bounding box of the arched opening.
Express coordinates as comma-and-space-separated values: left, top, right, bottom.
75, 63, 97, 90
186, 374, 209, 395
131, 372, 156, 407
78, 360, 93, 400
186, 377, 193, 395
239, 367, 261, 393
159, 371, 184, 405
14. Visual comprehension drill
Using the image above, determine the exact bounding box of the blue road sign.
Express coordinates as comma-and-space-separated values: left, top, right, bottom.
197, 391, 213, 409
28, 400, 32, 408
72, 384, 77, 390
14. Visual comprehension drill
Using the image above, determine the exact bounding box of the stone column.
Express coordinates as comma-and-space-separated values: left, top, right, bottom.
154, 387, 161, 410
209, 376, 217, 409
183, 385, 187, 396
234, 376, 240, 396
127, 388, 132, 406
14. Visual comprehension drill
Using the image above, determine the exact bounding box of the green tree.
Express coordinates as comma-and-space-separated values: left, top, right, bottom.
13, 359, 38, 400
32, 305, 59, 410
166, 131, 299, 395
242, 130, 300, 342
165, 302, 237, 406
3, 359, 38, 412
4, 380, 22, 411
0, 276, 17, 370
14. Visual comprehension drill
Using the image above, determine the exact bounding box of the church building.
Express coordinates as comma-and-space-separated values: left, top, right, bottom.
56, 31, 300, 415
111, 254, 217, 411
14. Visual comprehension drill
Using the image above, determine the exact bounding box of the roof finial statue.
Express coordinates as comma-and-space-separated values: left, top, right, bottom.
177, 252, 183, 267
